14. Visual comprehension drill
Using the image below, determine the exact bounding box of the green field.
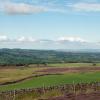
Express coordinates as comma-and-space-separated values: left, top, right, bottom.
0, 72, 100, 91
0, 63, 99, 84
0, 67, 46, 84
48, 63, 100, 67
0, 63, 100, 92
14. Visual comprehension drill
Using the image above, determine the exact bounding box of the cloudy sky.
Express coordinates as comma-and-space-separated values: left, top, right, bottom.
0, 0, 100, 49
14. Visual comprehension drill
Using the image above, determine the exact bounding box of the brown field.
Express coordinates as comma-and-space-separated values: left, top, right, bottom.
0, 63, 100, 100
0, 66, 47, 84
0, 64, 100, 86
38, 66, 100, 73
0, 66, 100, 86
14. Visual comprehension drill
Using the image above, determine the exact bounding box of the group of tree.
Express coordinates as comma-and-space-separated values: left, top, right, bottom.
0, 48, 100, 66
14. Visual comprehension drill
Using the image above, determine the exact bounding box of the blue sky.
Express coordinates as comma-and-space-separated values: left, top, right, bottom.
0, 0, 100, 49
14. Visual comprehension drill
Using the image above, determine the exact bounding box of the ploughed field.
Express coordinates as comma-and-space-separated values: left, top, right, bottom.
0, 63, 100, 100
37, 67, 100, 73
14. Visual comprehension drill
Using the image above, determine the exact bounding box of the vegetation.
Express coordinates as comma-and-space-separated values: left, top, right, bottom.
48, 63, 100, 67
0, 72, 100, 91
14, 89, 63, 100
0, 49, 100, 99
0, 63, 99, 84
0, 49, 100, 66
0, 67, 46, 84
1, 82, 100, 100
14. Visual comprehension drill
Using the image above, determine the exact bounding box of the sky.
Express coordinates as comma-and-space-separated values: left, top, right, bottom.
0, 0, 100, 49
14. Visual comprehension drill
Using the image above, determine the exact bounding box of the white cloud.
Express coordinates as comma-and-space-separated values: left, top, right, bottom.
2, 2, 47, 14
57, 36, 87, 43
0, 35, 100, 49
69, 3, 100, 12
0, 0, 100, 14
0, 35, 87, 44
80, 0, 98, 3
0, 0, 65, 15
17, 36, 37, 42
0, 35, 9, 42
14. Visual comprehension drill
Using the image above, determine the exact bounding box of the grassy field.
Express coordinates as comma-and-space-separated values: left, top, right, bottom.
48, 63, 100, 67
0, 63, 100, 92
0, 72, 100, 91
0, 63, 99, 84
0, 67, 46, 84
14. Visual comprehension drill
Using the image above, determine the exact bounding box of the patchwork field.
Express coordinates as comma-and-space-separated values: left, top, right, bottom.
0, 72, 100, 92
0, 63, 99, 84
0, 63, 100, 100
0, 63, 100, 91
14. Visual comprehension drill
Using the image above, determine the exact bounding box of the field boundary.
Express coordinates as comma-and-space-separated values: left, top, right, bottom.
0, 73, 63, 86
0, 82, 100, 100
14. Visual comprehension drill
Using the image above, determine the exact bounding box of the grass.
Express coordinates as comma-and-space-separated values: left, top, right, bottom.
1, 63, 99, 83
0, 67, 46, 83
15, 89, 63, 100
0, 72, 100, 91
0, 63, 100, 92
48, 63, 100, 67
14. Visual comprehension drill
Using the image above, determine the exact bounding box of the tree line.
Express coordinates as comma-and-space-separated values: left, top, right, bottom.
0, 49, 100, 66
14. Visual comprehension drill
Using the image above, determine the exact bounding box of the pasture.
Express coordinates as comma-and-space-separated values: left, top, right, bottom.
0, 63, 100, 91
48, 63, 100, 67
0, 66, 47, 84
0, 63, 100, 100
0, 63, 99, 84
0, 72, 100, 91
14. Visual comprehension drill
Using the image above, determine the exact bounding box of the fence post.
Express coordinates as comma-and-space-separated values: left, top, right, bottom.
13, 90, 16, 100
43, 84, 45, 95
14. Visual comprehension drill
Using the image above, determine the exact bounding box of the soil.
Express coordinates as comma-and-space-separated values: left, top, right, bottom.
38, 67, 100, 73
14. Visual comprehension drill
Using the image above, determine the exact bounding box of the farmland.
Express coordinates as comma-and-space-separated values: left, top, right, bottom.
0, 50, 98, 97
0, 72, 100, 92
0, 63, 99, 96
0, 63, 99, 84
0, 63, 100, 100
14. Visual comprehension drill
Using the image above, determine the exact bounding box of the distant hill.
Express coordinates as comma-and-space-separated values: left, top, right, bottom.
56, 49, 100, 53
0, 48, 100, 66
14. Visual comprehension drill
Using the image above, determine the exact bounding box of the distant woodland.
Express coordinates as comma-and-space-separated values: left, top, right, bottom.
0, 49, 100, 66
